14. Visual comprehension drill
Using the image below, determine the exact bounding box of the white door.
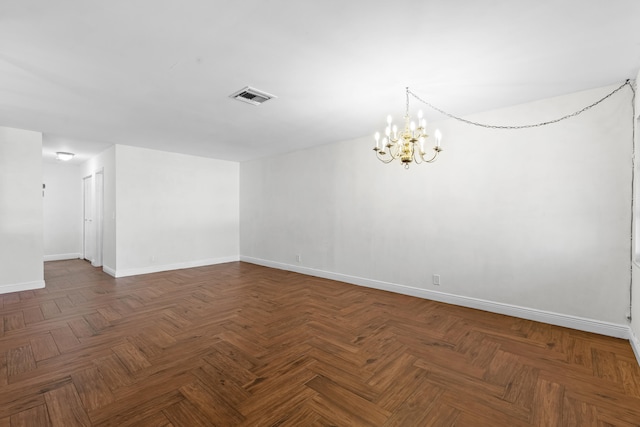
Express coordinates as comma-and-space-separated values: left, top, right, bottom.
83, 176, 94, 262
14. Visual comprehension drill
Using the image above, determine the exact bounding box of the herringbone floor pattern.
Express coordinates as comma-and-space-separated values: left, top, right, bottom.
1, 260, 640, 426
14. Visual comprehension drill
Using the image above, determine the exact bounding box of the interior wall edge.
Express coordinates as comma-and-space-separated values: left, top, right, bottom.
44, 253, 82, 262
240, 255, 632, 341
0, 280, 45, 295
102, 265, 116, 278
109, 255, 240, 278
630, 328, 640, 366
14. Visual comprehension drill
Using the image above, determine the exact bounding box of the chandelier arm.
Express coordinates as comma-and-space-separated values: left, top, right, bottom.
375, 150, 395, 164
388, 143, 402, 160
377, 156, 395, 164
412, 147, 423, 164
416, 148, 442, 163
419, 149, 440, 163
407, 79, 633, 130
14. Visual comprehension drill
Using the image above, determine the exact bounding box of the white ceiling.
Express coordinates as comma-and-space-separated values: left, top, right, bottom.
1, 0, 639, 164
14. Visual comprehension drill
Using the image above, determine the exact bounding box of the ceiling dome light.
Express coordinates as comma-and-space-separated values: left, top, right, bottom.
55, 152, 75, 161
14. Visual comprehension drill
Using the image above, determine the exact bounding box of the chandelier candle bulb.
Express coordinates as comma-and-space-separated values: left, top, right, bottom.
435, 129, 442, 147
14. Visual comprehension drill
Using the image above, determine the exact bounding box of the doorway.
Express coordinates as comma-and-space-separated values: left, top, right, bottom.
83, 175, 94, 262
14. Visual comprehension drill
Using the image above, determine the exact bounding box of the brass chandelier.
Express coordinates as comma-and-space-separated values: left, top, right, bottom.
373, 87, 442, 169
372, 80, 634, 169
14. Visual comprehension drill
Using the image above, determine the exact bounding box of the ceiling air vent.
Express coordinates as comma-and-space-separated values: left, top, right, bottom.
229, 86, 276, 106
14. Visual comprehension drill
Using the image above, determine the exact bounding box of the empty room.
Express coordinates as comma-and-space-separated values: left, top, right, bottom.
1, 0, 640, 425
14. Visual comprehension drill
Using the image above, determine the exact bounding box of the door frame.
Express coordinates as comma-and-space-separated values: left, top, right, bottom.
92, 170, 104, 268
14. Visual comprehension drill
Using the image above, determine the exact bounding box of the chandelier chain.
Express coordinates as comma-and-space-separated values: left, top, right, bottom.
405, 87, 410, 116
408, 79, 634, 130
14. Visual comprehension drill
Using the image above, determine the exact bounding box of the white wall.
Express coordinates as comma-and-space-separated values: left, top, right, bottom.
43, 162, 82, 260
631, 72, 640, 363
0, 126, 44, 293
114, 145, 239, 277
241, 84, 634, 335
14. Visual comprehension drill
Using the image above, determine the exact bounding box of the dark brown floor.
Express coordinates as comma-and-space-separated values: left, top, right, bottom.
1, 260, 640, 426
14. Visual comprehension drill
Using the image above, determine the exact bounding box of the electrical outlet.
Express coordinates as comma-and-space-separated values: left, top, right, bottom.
432, 274, 440, 286
296, 254, 301, 263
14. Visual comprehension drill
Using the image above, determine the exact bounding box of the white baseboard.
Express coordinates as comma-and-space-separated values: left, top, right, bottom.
241, 256, 631, 340
44, 253, 82, 262
630, 328, 640, 366
109, 256, 240, 278
0, 279, 46, 295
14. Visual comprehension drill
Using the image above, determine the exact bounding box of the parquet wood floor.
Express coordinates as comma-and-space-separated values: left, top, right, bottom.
1, 260, 640, 426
